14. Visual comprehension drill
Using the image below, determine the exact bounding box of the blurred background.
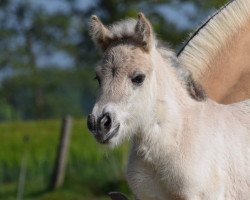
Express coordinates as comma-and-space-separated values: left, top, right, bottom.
0, 0, 227, 199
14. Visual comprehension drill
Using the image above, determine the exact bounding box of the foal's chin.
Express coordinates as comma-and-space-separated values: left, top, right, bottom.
96, 125, 120, 145
100, 129, 128, 148
104, 134, 124, 148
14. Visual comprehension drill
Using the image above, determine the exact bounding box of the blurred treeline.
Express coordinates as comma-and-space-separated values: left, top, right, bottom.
0, 0, 227, 121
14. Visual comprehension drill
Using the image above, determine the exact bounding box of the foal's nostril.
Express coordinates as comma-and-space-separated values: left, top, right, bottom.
87, 114, 96, 132
104, 115, 111, 129
99, 113, 112, 133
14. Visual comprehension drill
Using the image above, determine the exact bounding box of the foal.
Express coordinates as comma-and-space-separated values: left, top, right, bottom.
87, 13, 250, 200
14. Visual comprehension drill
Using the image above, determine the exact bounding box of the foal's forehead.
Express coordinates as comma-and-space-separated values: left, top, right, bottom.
98, 45, 152, 73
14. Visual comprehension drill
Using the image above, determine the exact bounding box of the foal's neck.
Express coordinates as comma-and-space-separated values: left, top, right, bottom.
136, 49, 203, 162
153, 48, 198, 122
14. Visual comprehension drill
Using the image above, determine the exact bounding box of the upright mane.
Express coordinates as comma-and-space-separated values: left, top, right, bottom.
178, 0, 250, 85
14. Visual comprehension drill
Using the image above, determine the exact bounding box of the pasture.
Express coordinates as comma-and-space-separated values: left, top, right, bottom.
0, 119, 130, 200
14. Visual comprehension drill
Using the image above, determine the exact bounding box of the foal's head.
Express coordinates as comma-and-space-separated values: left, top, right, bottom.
87, 13, 160, 146
87, 13, 205, 146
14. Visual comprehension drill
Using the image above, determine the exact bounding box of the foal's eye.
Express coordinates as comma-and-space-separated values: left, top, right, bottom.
94, 75, 101, 86
131, 74, 146, 86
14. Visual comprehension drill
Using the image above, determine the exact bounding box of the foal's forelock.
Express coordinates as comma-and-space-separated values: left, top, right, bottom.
89, 13, 155, 52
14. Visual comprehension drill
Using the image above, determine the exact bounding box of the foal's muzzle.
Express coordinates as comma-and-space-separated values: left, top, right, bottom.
87, 112, 120, 144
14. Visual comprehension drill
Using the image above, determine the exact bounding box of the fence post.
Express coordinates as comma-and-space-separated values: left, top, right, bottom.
16, 135, 29, 200
49, 115, 73, 190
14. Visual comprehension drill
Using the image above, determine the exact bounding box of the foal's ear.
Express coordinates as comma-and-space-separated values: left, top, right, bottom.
135, 12, 154, 52
89, 15, 112, 51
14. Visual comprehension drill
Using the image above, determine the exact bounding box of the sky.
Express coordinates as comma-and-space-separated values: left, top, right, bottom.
156, 1, 199, 30
30, 0, 95, 13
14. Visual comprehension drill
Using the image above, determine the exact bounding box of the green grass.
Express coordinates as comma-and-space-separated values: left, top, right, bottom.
0, 119, 131, 200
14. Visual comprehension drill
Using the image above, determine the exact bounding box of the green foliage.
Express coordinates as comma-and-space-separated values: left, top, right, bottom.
0, 119, 130, 199
0, 99, 20, 121
192, 0, 228, 9
1, 68, 97, 119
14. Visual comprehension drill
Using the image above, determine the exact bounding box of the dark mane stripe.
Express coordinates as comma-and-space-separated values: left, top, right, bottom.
177, 0, 234, 57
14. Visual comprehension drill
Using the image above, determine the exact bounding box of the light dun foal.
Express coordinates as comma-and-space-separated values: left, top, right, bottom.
87, 13, 250, 200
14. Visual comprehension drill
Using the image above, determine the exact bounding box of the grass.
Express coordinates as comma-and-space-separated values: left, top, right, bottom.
0, 118, 131, 200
